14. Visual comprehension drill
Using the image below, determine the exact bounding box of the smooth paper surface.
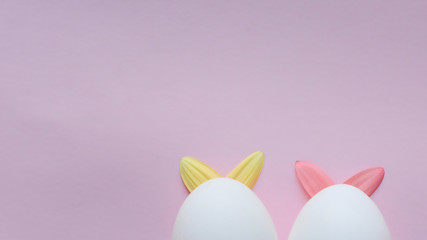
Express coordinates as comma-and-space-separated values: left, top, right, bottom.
0, 1, 425, 239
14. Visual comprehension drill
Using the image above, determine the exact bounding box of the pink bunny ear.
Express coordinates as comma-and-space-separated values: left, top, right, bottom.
295, 161, 335, 197
344, 167, 385, 196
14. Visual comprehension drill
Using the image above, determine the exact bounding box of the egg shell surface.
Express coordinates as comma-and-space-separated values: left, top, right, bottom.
289, 184, 391, 240
172, 178, 278, 240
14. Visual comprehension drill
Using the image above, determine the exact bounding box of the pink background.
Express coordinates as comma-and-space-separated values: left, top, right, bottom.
1, 1, 426, 239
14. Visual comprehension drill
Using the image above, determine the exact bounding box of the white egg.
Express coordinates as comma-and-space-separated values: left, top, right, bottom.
172, 178, 278, 240
289, 184, 391, 240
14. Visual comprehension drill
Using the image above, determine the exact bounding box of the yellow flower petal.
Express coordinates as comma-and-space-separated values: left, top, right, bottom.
180, 157, 222, 192
226, 151, 264, 189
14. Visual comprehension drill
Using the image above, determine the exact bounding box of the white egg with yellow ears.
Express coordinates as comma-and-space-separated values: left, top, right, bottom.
172, 151, 278, 240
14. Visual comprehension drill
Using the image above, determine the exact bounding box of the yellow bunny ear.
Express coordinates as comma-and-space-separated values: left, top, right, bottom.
226, 151, 264, 189
180, 157, 222, 192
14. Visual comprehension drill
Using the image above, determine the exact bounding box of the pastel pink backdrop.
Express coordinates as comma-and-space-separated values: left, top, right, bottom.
0, 1, 426, 239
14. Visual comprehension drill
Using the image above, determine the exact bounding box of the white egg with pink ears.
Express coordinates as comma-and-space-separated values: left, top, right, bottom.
172, 151, 278, 240
289, 161, 391, 240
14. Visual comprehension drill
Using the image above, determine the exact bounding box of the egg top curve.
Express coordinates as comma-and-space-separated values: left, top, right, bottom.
289, 184, 391, 240
172, 178, 278, 240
